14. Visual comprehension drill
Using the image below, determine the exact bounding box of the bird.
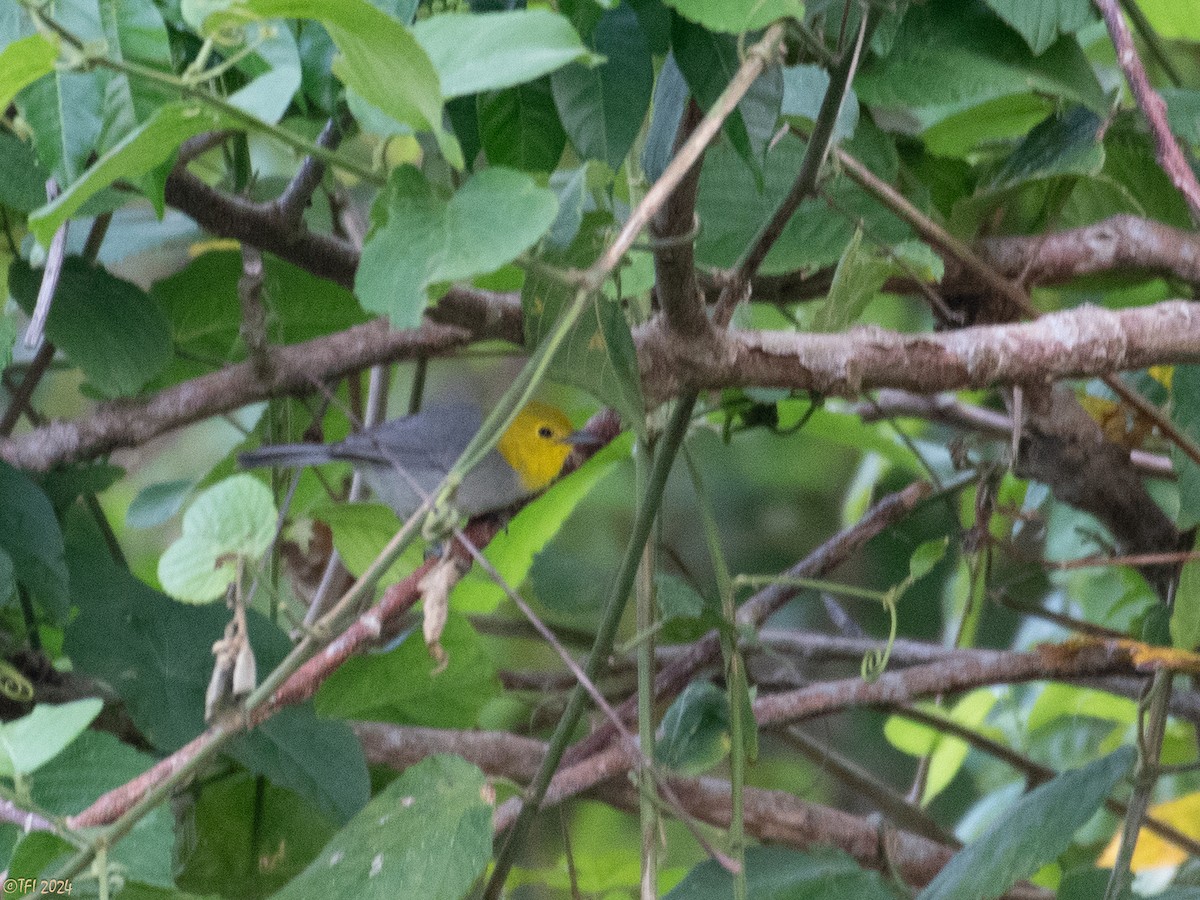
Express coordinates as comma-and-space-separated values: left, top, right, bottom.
238, 401, 585, 520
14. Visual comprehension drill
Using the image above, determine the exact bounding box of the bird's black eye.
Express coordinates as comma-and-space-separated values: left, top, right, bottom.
538, 425, 554, 439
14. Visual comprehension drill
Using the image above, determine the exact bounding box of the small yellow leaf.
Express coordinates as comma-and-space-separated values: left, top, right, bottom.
1151, 365, 1173, 389
1098, 791, 1200, 871
189, 238, 240, 257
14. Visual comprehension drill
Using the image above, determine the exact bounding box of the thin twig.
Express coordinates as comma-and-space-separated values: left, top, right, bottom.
1095, 0, 1200, 223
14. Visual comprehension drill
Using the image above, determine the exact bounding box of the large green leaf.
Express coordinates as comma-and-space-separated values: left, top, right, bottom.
228, 16, 303, 124
916, 747, 1135, 900
696, 125, 911, 274
982, 0, 1093, 55
551, 4, 652, 171
230, 0, 460, 166
0, 33, 57, 113
671, 17, 782, 173
272, 754, 491, 900
663, 0, 804, 33
986, 105, 1105, 192
667, 845, 902, 899
9, 257, 172, 397
855, 0, 1107, 126
479, 77, 568, 173
1166, 88, 1200, 146
524, 266, 645, 433
0, 461, 69, 623
32, 730, 176, 888
14, 0, 105, 182
28, 102, 227, 245
781, 63, 859, 143
0, 699, 101, 778
175, 772, 338, 897
413, 9, 593, 99
62, 510, 369, 823
97, 0, 173, 152
448, 433, 630, 613
356, 165, 557, 327
0, 130, 51, 213
316, 613, 500, 727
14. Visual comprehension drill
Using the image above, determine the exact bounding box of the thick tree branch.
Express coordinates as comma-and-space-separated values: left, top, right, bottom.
353, 721, 1050, 897
4, 299, 1195, 471
637, 299, 1200, 400
0, 292, 521, 471
650, 100, 710, 337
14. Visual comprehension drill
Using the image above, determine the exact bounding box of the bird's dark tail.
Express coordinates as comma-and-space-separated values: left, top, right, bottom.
238, 443, 337, 470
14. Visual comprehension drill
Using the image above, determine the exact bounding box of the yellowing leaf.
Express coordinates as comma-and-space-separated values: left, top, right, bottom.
1151, 365, 1174, 389
1098, 791, 1200, 871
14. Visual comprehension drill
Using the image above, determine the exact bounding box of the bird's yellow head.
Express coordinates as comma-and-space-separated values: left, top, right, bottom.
497, 401, 575, 492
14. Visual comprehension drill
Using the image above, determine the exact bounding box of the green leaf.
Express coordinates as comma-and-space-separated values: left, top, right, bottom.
697, 125, 911, 274
175, 772, 337, 897
982, 0, 1094, 55
316, 613, 500, 727
31, 730, 176, 887
357, 165, 557, 328
1165, 88, 1200, 146
655, 680, 730, 776
228, 17, 303, 124
986, 105, 1105, 194
14, 0, 105, 183
63, 509, 369, 821
96, 0, 174, 152
641, 52, 688, 183
916, 747, 1135, 900
36, 461, 123, 516
667, 845, 903, 899
781, 63, 859, 143
479, 77, 567, 173
547, 163, 589, 247
272, 754, 491, 900
1027, 684, 1137, 732
9, 257, 172, 397
910, 537, 950, 581
28, 102, 227, 245
1172, 365, 1200, 529
1172, 532, 1200, 650
0, 461, 69, 623
551, 4, 653, 171
855, 0, 1107, 125
0, 33, 58, 114
655, 572, 713, 623
523, 285, 645, 435
811, 229, 896, 333
449, 433, 629, 613
662, 0, 804, 34
126, 478, 194, 529
233, 0, 459, 167
671, 18, 782, 173
922, 690, 998, 806
158, 474, 278, 603
412, 9, 592, 99
314, 501, 420, 585
233, 704, 369, 825
0, 130, 50, 213
0, 699, 101, 778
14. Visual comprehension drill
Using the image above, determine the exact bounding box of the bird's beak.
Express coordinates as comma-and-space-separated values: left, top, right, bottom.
562, 429, 605, 448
